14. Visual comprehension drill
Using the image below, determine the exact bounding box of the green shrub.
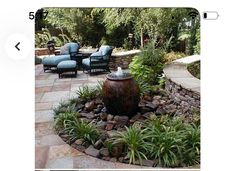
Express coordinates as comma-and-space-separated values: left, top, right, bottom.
112, 115, 200, 167
146, 115, 200, 167
163, 52, 186, 64
194, 29, 200, 54
53, 100, 77, 117
113, 125, 151, 165
187, 61, 200, 79
147, 117, 185, 167
64, 119, 99, 144
54, 112, 78, 132
182, 124, 200, 166
129, 42, 165, 93
76, 85, 99, 101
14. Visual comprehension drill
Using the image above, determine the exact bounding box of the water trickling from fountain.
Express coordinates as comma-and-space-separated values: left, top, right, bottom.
102, 67, 140, 116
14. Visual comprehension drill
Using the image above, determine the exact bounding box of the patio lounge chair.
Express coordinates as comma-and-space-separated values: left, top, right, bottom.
82, 45, 113, 74
42, 42, 80, 72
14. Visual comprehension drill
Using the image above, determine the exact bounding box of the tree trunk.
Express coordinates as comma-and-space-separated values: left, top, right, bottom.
140, 28, 143, 48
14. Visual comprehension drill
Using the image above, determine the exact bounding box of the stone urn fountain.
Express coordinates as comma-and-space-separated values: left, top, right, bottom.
102, 67, 140, 117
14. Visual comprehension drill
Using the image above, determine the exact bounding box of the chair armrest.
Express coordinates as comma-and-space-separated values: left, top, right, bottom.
90, 55, 105, 60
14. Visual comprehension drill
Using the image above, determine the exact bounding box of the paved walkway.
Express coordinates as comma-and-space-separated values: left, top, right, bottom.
163, 55, 200, 94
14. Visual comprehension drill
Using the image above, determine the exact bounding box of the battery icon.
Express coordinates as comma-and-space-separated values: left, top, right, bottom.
203, 11, 219, 20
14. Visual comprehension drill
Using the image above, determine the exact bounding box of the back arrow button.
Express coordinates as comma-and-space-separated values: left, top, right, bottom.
15, 42, 20, 51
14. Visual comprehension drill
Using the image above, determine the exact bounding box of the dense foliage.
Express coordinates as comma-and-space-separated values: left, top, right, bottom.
112, 115, 200, 167
35, 8, 200, 53
129, 41, 165, 93
188, 61, 201, 79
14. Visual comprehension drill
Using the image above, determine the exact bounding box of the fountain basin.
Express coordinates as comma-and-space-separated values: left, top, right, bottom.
102, 72, 140, 117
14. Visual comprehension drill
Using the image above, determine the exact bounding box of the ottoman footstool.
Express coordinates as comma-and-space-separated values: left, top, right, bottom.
57, 60, 77, 78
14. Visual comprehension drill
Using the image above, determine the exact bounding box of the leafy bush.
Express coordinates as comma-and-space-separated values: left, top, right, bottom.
76, 85, 99, 101
129, 42, 165, 93
163, 52, 186, 64
194, 28, 200, 54
35, 28, 69, 48
64, 118, 99, 144
113, 125, 151, 164
187, 61, 200, 79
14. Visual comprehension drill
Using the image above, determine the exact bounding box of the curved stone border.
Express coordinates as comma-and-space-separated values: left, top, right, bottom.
163, 55, 200, 114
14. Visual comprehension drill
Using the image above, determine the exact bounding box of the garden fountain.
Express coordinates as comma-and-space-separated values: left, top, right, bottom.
102, 67, 140, 117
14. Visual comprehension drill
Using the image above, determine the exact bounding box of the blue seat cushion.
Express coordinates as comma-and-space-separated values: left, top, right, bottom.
57, 60, 77, 69
42, 55, 70, 66
82, 58, 107, 67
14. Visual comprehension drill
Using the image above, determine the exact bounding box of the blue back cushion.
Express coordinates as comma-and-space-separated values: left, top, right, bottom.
99, 45, 112, 60
60, 43, 70, 55
69, 43, 80, 54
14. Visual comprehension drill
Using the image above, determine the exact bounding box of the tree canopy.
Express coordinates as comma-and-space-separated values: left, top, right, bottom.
35, 8, 200, 54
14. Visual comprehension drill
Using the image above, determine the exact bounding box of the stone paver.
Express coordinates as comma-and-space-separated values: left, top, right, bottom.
36, 134, 65, 147
45, 156, 74, 168
47, 144, 84, 160
35, 80, 55, 88
40, 91, 70, 102
35, 110, 54, 123
35, 122, 54, 137
35, 146, 49, 168
73, 155, 116, 169
35, 86, 52, 94
35, 102, 54, 111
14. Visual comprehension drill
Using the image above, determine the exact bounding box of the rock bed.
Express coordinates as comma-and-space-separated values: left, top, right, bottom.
57, 89, 198, 167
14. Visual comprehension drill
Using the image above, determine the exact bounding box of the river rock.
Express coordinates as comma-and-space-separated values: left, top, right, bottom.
107, 114, 114, 121
114, 115, 129, 126
80, 112, 95, 119
99, 148, 110, 157
106, 123, 114, 131
85, 101, 96, 111
111, 143, 123, 157
75, 139, 84, 145
85, 145, 100, 157
96, 120, 107, 130
94, 139, 103, 149
146, 102, 157, 110
100, 112, 108, 121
